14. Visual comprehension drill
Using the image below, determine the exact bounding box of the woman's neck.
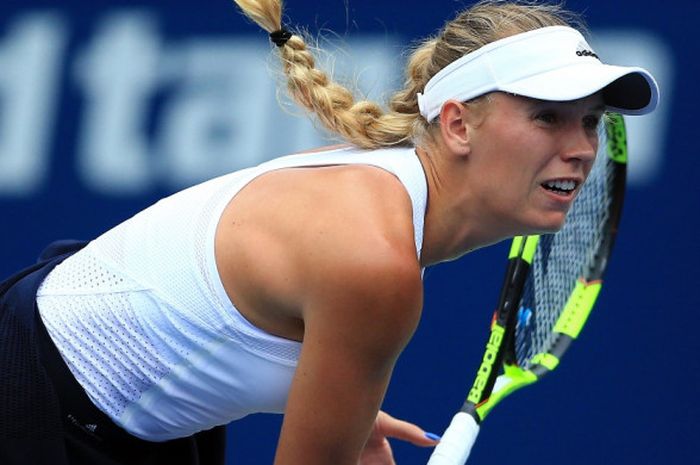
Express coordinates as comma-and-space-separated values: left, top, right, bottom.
415, 146, 511, 267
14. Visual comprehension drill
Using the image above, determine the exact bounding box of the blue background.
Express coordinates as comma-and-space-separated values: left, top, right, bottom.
1, 1, 697, 464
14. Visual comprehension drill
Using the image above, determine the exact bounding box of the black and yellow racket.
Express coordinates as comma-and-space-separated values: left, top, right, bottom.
427, 113, 629, 464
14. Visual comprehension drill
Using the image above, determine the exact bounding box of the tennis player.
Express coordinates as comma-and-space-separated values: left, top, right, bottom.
0, 1, 659, 464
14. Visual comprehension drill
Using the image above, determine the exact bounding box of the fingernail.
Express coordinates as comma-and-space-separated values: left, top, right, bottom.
425, 432, 441, 441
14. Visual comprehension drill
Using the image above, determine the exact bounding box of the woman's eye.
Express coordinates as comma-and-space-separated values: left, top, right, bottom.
536, 112, 557, 124
583, 115, 601, 130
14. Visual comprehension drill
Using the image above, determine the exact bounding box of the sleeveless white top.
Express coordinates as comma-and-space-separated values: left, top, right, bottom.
36, 146, 428, 441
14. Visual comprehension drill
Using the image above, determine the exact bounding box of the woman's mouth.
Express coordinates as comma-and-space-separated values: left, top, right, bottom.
541, 178, 579, 197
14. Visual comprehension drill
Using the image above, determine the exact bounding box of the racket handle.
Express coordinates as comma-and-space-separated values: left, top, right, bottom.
426, 412, 480, 465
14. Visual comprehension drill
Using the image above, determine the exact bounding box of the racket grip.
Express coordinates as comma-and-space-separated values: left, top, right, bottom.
426, 412, 480, 465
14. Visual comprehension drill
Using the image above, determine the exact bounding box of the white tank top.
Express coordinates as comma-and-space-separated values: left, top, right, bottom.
36, 146, 428, 441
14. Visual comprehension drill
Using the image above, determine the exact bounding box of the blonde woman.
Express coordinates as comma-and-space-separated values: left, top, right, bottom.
0, 1, 658, 464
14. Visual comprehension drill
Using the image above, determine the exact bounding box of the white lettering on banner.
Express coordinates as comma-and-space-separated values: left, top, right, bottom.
74, 12, 161, 193
0, 10, 673, 196
154, 37, 401, 189
155, 39, 273, 188
74, 12, 400, 193
0, 14, 65, 196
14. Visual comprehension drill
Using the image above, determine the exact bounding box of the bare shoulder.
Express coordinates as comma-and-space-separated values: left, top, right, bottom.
215, 163, 423, 341
292, 165, 425, 349
284, 164, 422, 296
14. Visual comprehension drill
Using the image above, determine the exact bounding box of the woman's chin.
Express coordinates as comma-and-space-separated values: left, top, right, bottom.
521, 213, 568, 235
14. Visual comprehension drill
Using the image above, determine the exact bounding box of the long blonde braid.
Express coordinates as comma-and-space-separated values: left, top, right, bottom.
233, 0, 584, 149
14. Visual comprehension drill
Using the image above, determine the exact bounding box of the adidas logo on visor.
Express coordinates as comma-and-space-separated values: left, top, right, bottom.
576, 41, 599, 59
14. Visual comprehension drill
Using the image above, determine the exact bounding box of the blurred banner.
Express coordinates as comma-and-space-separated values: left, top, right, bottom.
1, 1, 696, 464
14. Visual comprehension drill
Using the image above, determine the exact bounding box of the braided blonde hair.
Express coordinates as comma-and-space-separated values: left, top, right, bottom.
233, 0, 584, 149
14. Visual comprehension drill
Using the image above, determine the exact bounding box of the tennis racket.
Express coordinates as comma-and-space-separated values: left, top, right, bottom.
426, 112, 629, 465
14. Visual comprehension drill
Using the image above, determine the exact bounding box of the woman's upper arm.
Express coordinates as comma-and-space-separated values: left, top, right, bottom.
273, 245, 423, 465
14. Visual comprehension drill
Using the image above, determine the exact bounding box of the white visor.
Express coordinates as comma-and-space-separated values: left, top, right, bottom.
417, 26, 660, 122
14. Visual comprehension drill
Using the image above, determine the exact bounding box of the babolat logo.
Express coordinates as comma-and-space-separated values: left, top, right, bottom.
467, 324, 505, 404
576, 41, 599, 59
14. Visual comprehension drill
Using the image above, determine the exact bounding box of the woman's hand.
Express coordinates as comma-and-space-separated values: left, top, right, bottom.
359, 411, 439, 465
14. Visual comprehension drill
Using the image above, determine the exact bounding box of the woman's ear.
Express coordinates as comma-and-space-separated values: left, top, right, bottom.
438, 100, 472, 157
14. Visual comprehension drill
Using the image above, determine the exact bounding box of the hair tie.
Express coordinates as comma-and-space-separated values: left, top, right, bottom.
270, 29, 292, 47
